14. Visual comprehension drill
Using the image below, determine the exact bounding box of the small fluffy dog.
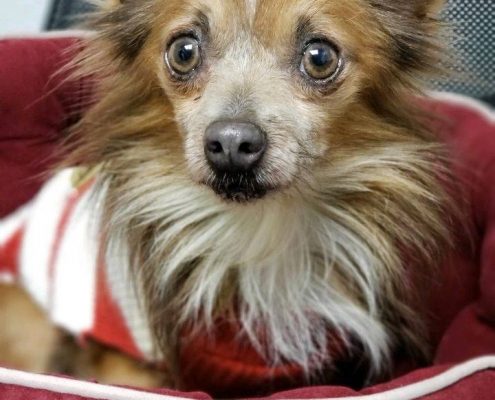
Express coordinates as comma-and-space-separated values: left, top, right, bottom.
0, 0, 455, 397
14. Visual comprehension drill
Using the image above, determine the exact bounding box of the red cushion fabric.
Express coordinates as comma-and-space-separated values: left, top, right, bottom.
0, 37, 84, 218
427, 96, 495, 366
0, 358, 494, 400
0, 37, 494, 399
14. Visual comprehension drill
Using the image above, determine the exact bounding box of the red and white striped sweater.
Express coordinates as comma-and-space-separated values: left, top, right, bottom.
0, 169, 153, 361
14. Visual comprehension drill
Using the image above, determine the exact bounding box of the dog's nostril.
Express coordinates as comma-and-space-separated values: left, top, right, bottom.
239, 142, 255, 154
208, 141, 223, 154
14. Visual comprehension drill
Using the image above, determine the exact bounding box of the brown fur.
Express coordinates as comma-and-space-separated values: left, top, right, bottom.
50, 333, 167, 388
68, 0, 452, 380
0, 285, 60, 373
0, 285, 167, 387
3, 0, 458, 393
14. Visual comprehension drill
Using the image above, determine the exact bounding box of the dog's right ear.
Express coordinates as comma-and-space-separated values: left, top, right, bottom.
368, 0, 446, 81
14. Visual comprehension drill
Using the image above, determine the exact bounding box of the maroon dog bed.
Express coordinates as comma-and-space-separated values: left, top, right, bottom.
0, 36, 494, 399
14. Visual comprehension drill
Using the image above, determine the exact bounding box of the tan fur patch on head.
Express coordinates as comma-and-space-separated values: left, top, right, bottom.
245, 0, 258, 21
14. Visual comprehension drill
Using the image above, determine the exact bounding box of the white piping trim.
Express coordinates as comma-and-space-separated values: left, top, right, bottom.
429, 91, 495, 124
0, 368, 189, 400
0, 356, 493, 400
316, 356, 495, 400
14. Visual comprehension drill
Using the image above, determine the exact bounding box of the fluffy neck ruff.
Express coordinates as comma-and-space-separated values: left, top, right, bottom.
97, 139, 451, 378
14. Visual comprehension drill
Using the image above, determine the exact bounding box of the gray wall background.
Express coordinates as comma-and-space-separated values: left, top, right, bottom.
0, 1, 52, 35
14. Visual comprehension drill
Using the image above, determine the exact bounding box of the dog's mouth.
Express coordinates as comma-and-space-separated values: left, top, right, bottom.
206, 172, 271, 203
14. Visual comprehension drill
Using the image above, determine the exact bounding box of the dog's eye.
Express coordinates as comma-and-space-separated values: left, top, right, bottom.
301, 41, 342, 81
166, 36, 201, 76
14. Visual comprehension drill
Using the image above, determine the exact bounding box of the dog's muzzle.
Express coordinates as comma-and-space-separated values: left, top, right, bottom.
204, 120, 269, 202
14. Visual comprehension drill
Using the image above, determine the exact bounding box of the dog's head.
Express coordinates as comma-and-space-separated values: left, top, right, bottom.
73, 0, 452, 382
76, 0, 443, 203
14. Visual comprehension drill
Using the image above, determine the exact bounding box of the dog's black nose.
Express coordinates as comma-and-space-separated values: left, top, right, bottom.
204, 121, 266, 172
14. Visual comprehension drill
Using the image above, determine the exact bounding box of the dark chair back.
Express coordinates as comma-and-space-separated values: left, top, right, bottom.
46, 0, 95, 31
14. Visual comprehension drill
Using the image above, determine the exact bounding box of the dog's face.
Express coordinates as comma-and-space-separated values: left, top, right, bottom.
94, 0, 442, 202
158, 0, 360, 202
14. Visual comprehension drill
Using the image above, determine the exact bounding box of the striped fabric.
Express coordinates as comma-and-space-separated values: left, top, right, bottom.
0, 169, 149, 362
